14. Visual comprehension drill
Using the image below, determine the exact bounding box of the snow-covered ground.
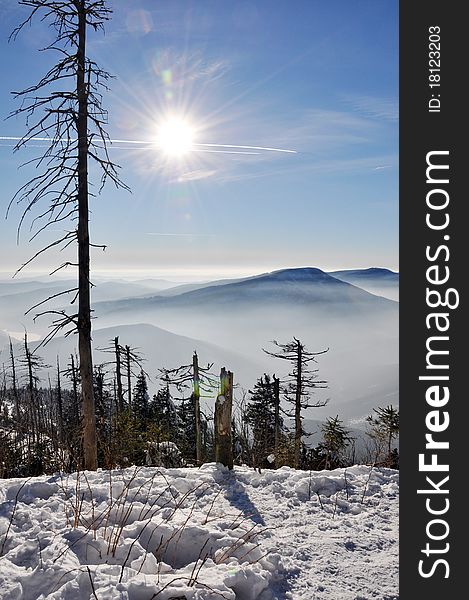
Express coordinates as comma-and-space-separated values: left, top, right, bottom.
0, 464, 398, 599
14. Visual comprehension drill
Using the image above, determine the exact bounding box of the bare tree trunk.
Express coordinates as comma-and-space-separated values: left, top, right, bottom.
114, 337, 124, 412
113, 377, 118, 414
125, 345, 132, 413
48, 375, 58, 453
10, 1, 128, 471
70, 354, 80, 426
264, 339, 328, 470
193, 352, 203, 465
24, 334, 37, 445
214, 368, 233, 469
9, 338, 20, 424
77, 3, 97, 471
294, 341, 302, 469
0, 367, 7, 419
273, 375, 280, 468
56, 357, 64, 446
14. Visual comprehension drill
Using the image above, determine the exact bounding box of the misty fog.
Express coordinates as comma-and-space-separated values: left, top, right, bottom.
1, 268, 398, 424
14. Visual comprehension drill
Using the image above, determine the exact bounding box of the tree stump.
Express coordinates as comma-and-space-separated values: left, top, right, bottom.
214, 368, 233, 469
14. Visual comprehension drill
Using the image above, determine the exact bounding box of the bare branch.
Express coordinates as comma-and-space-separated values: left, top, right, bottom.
24, 287, 79, 315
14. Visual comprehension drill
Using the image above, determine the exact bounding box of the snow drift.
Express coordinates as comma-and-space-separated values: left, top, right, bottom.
0, 464, 398, 599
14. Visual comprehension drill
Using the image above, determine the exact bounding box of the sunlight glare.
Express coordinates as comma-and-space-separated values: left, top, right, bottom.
156, 117, 195, 157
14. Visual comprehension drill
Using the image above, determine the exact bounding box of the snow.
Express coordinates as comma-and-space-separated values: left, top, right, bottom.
0, 464, 398, 599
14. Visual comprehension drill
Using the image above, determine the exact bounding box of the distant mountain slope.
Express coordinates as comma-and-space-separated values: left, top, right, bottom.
156, 276, 247, 297
1, 268, 398, 422
328, 268, 399, 301
12, 322, 262, 395
0, 279, 177, 336
330, 267, 398, 282
0, 329, 12, 347
95, 267, 397, 319
0, 278, 69, 295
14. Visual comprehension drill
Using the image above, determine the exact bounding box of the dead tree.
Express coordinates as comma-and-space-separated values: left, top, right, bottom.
8, 1, 128, 470
214, 368, 234, 469
264, 338, 328, 469
273, 375, 281, 467
0, 367, 7, 423
9, 338, 20, 424
158, 352, 217, 465
64, 353, 80, 426
56, 357, 64, 445
18, 333, 50, 449
114, 336, 124, 412
123, 344, 146, 413
98, 337, 145, 414
193, 352, 202, 466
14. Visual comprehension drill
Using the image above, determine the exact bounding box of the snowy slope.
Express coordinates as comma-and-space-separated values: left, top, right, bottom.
0, 464, 398, 600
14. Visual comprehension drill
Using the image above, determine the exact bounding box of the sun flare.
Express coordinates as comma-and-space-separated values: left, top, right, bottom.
155, 117, 195, 157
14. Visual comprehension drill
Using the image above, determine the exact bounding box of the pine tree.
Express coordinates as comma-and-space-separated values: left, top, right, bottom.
148, 386, 178, 443
133, 371, 150, 426
366, 405, 399, 466
92, 365, 114, 467
244, 374, 282, 467
177, 395, 197, 462
319, 416, 353, 470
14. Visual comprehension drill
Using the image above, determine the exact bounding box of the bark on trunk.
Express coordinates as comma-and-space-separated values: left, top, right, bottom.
77, 2, 97, 471
214, 368, 233, 469
294, 341, 302, 469
114, 337, 124, 412
70, 354, 80, 426
193, 352, 203, 465
273, 375, 280, 468
56, 358, 64, 445
24, 335, 37, 444
9, 339, 19, 424
125, 345, 132, 413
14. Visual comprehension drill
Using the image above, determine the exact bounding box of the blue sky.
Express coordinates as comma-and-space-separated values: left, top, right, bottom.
0, 0, 398, 280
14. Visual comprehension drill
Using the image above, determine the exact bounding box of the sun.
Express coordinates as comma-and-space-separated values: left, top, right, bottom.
155, 117, 195, 158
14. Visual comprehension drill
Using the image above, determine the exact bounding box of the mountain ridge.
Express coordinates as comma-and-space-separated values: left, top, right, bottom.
94, 267, 398, 318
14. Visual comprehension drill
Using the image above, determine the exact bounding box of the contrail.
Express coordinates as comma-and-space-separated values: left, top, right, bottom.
191, 148, 260, 155
194, 143, 296, 154
0, 135, 297, 154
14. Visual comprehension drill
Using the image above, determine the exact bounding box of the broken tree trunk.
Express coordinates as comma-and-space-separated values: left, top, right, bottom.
114, 336, 124, 413
125, 345, 132, 414
9, 338, 20, 424
273, 374, 280, 468
193, 352, 203, 465
294, 340, 302, 469
56, 357, 64, 446
214, 368, 233, 469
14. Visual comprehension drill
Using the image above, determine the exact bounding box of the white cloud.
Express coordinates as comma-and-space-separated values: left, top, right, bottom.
175, 169, 217, 182
343, 95, 399, 122
149, 49, 230, 87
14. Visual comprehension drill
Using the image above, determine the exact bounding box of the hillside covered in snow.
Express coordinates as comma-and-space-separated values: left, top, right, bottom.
0, 464, 398, 600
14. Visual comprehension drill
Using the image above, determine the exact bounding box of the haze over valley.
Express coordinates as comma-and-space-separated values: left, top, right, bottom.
1, 266, 398, 424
